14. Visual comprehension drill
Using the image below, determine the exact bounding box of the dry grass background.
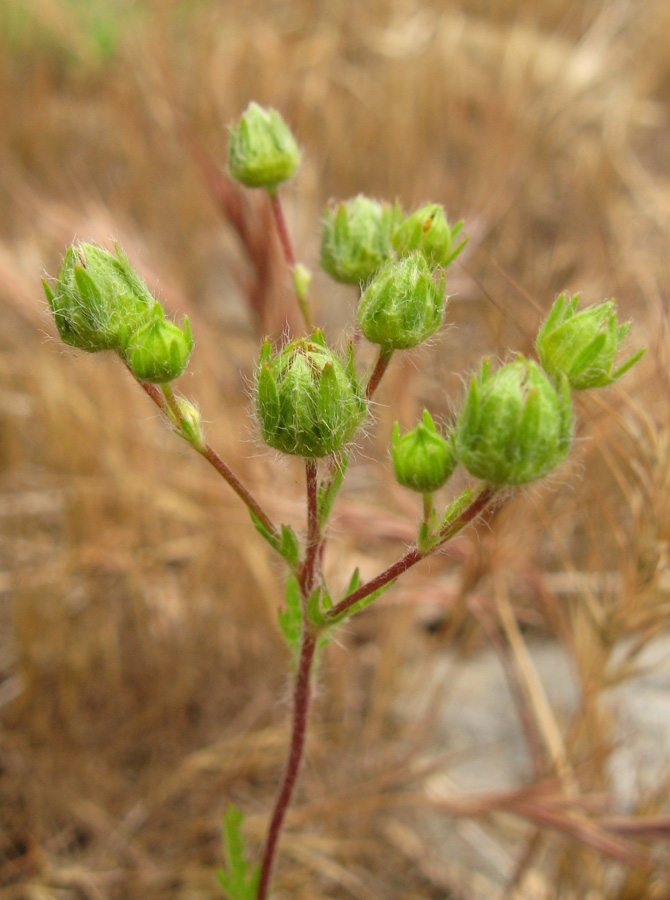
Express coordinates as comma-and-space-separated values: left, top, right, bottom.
1, 0, 669, 897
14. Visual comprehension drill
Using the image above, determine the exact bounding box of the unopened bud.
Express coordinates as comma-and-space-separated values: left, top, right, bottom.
256, 330, 366, 458
453, 357, 572, 485
320, 195, 400, 285
357, 252, 445, 350
126, 305, 194, 383
536, 293, 645, 390
43, 243, 155, 353
393, 203, 467, 268
228, 102, 301, 191
391, 410, 456, 493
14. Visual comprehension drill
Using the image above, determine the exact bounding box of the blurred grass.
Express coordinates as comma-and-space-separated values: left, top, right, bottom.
1, 0, 669, 897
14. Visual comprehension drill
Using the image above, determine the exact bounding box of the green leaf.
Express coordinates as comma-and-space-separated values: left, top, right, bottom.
278, 575, 303, 662
317, 454, 349, 527
248, 509, 280, 553
279, 524, 301, 569
218, 804, 260, 900
329, 579, 395, 625
345, 567, 361, 595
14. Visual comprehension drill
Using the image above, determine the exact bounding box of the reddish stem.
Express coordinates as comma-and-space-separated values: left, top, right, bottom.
135, 378, 279, 540
301, 459, 320, 594
257, 460, 323, 900
365, 348, 393, 399
326, 484, 498, 621
269, 192, 296, 269
256, 629, 317, 900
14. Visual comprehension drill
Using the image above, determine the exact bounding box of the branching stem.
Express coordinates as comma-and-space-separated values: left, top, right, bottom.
134, 377, 279, 540
326, 483, 498, 621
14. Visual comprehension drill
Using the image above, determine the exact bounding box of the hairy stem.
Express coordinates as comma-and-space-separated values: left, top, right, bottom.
365, 347, 393, 400
268, 191, 312, 330
134, 377, 279, 540
269, 191, 296, 269
257, 460, 323, 899
326, 483, 498, 621
256, 629, 317, 900
302, 459, 321, 594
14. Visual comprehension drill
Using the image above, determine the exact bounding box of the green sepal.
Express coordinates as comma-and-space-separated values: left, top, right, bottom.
317, 362, 339, 423
443, 235, 469, 267
567, 333, 607, 381
259, 337, 272, 365
611, 346, 646, 381
42, 278, 56, 309
278, 575, 303, 662
257, 362, 280, 436
218, 804, 260, 900
311, 327, 327, 348
73, 265, 102, 311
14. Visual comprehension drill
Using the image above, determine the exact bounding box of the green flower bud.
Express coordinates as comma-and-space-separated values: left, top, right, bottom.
391, 410, 456, 493
125, 305, 194, 383
175, 398, 205, 451
392, 203, 467, 268
293, 263, 312, 304
43, 243, 155, 353
357, 252, 445, 350
453, 357, 572, 485
536, 293, 646, 390
228, 102, 301, 190
320, 195, 401, 285
256, 330, 366, 458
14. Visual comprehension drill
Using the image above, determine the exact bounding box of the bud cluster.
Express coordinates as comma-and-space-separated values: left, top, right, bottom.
44, 102, 645, 498
43, 242, 193, 383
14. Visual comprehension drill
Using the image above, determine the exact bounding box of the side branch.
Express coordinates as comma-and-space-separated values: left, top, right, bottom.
269, 192, 296, 269
135, 378, 279, 540
326, 484, 498, 620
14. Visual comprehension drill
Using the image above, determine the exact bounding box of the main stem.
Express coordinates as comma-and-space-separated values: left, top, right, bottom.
256, 459, 321, 900
256, 629, 317, 900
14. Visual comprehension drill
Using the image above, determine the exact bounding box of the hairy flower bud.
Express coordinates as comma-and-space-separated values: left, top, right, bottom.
392, 203, 467, 268
391, 410, 456, 493
228, 102, 301, 190
256, 330, 366, 458
320, 195, 400, 285
536, 293, 645, 390
43, 243, 155, 353
453, 357, 572, 485
357, 252, 445, 350
125, 305, 194, 383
